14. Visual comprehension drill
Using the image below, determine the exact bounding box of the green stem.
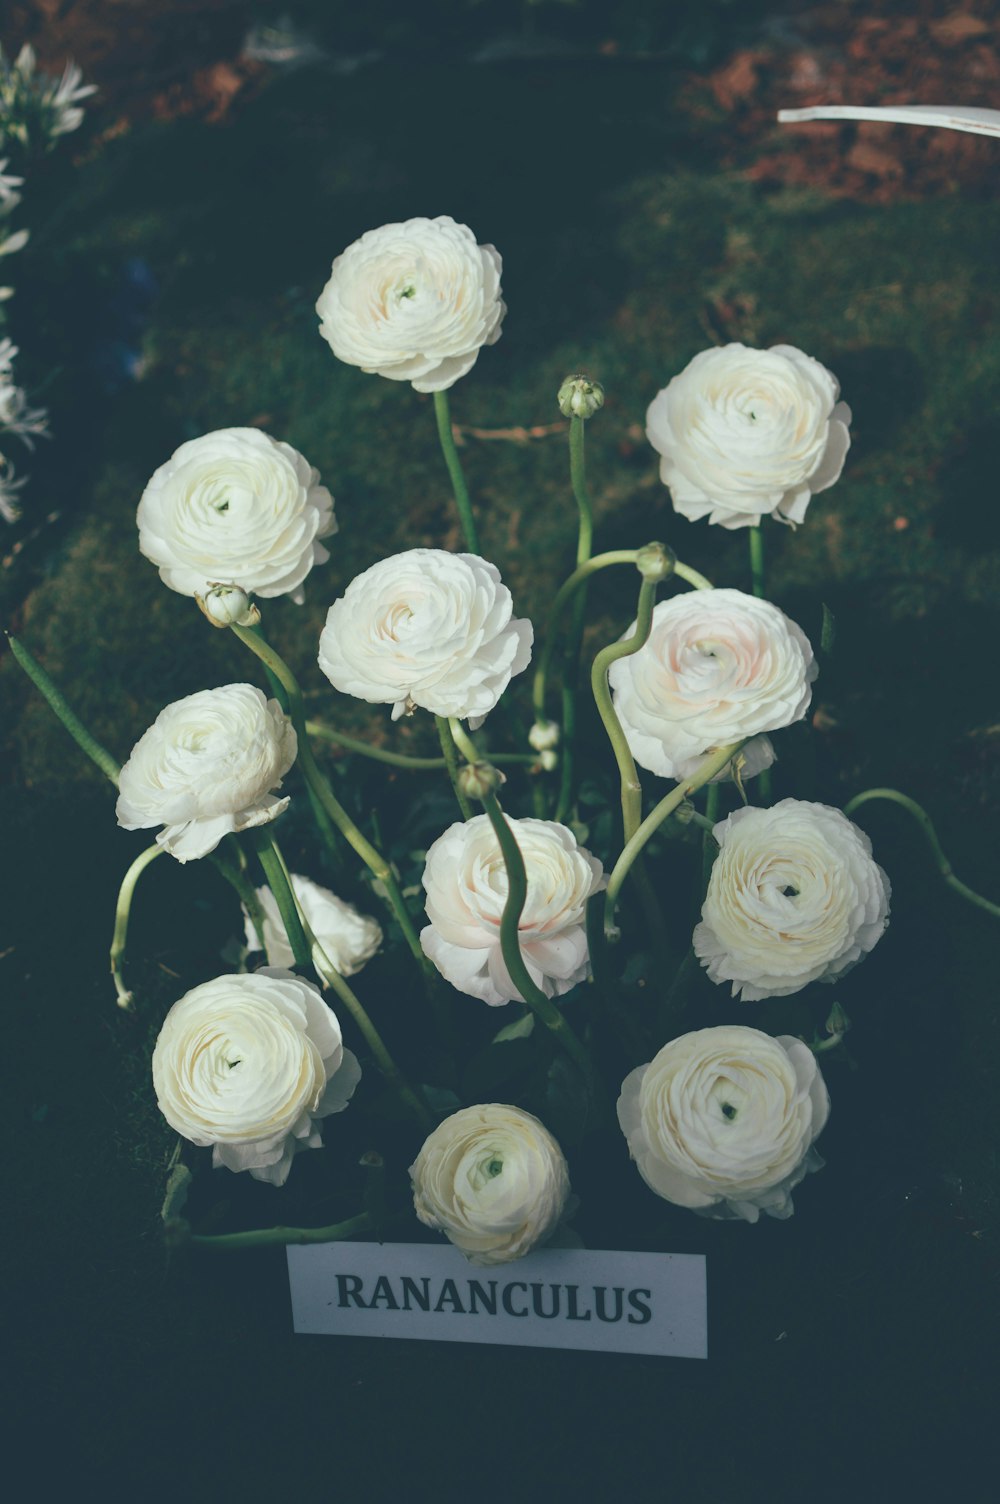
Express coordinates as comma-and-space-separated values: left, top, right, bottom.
603, 740, 746, 939
7, 633, 120, 785
189, 1211, 376, 1251
433, 388, 480, 554
591, 577, 658, 843
109, 843, 165, 1008
554, 416, 596, 823
229, 624, 428, 973
675, 561, 714, 592
843, 787, 1000, 921
306, 720, 535, 769
749, 523, 766, 599
700, 782, 721, 900
211, 840, 274, 964
479, 789, 599, 1095
532, 550, 639, 724
436, 715, 474, 820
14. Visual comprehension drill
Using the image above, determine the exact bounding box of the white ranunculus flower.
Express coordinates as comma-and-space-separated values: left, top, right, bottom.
136, 427, 336, 602
243, 872, 383, 978
152, 969, 361, 1187
695, 800, 891, 1001
646, 343, 852, 529
420, 814, 605, 1007
318, 548, 532, 726
618, 1026, 829, 1222
116, 683, 297, 862
608, 588, 816, 782
410, 1103, 570, 1265
315, 215, 505, 393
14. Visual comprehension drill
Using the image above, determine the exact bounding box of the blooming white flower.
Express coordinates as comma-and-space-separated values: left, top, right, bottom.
646, 343, 852, 529
410, 1103, 570, 1265
420, 814, 605, 1007
608, 588, 816, 782
152, 969, 360, 1186
116, 683, 297, 862
316, 215, 505, 392
318, 548, 532, 725
695, 800, 891, 1001
618, 1026, 829, 1222
244, 872, 383, 978
136, 427, 336, 603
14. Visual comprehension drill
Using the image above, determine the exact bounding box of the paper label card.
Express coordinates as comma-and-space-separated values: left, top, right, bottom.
287, 1242, 707, 1359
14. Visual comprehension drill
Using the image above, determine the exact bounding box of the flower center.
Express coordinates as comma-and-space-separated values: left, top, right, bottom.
487, 1158, 503, 1177
721, 1102, 737, 1120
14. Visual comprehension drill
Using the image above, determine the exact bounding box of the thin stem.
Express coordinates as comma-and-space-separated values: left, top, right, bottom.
479, 789, 599, 1097
749, 524, 766, 599
844, 787, 1000, 921
190, 1211, 376, 1251
211, 840, 274, 964
700, 782, 721, 900
591, 577, 657, 842
604, 740, 746, 938
554, 416, 596, 822
307, 721, 536, 768
675, 561, 714, 592
433, 388, 480, 554
229, 625, 428, 972
7, 633, 120, 785
532, 550, 639, 724
110, 844, 165, 1008
436, 715, 474, 820
447, 717, 481, 766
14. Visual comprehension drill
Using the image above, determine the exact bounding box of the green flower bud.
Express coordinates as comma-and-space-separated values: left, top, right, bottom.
197, 583, 260, 628
457, 761, 505, 801
635, 542, 677, 583
558, 374, 604, 421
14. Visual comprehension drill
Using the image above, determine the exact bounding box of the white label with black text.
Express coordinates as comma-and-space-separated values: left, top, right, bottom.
287, 1242, 707, 1358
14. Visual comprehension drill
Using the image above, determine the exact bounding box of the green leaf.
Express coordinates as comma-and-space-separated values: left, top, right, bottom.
492, 1011, 535, 1043
421, 1084, 462, 1118
160, 1161, 192, 1224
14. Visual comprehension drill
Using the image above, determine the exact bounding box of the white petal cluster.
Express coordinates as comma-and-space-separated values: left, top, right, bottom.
318, 549, 533, 725
136, 427, 336, 602
608, 588, 816, 781
244, 872, 383, 978
618, 1026, 829, 1222
116, 684, 297, 862
410, 1103, 570, 1265
152, 969, 361, 1187
420, 814, 605, 1007
316, 215, 505, 392
646, 343, 852, 529
695, 800, 891, 1001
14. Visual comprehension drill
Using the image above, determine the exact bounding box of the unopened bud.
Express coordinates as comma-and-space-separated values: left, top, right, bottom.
635, 542, 676, 583
197, 583, 260, 628
539, 748, 558, 772
528, 719, 560, 752
558, 374, 604, 421
457, 761, 505, 801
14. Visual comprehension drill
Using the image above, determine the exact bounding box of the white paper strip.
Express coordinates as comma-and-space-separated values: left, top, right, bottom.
287, 1241, 708, 1359
777, 105, 1000, 138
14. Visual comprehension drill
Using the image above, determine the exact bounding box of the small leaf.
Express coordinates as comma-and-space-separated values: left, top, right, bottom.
160, 1162, 192, 1224
821, 602, 836, 656
492, 1011, 535, 1043
421, 1084, 462, 1118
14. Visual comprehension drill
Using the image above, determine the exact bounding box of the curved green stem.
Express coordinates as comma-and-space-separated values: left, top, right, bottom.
675, 561, 714, 592
250, 829, 311, 969
843, 787, 1000, 921
189, 1211, 376, 1251
554, 416, 596, 822
603, 740, 746, 940
479, 789, 599, 1097
532, 550, 639, 724
306, 720, 535, 769
109, 843, 165, 1008
7, 633, 120, 785
433, 388, 480, 554
436, 715, 473, 819
211, 840, 274, 964
591, 577, 657, 842
229, 624, 428, 973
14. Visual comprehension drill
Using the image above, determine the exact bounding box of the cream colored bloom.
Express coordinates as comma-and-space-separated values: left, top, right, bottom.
318, 549, 532, 725
137, 427, 335, 602
244, 872, 382, 978
618, 1026, 829, 1222
608, 588, 816, 781
316, 215, 505, 392
410, 1103, 570, 1265
695, 800, 891, 1001
646, 343, 851, 529
420, 814, 605, 1007
152, 969, 360, 1186
116, 684, 296, 862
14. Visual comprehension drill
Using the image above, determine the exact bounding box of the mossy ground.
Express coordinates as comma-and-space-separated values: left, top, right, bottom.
2, 50, 998, 1499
